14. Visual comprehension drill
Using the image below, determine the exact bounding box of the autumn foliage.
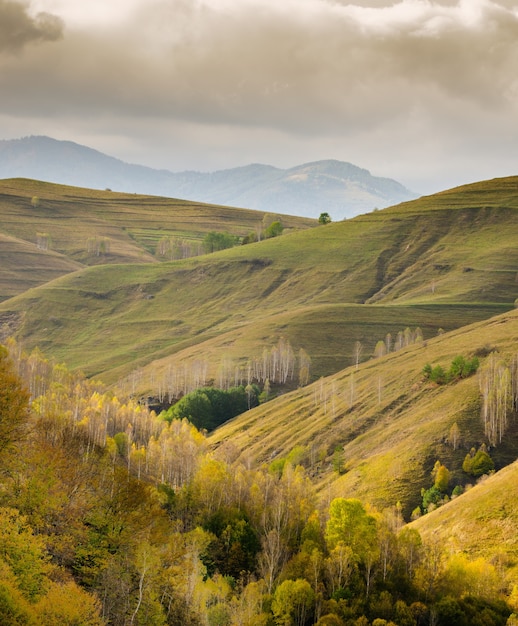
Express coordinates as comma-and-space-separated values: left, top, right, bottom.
0, 340, 514, 625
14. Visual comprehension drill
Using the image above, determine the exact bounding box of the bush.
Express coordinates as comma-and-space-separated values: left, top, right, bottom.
463, 448, 494, 477
449, 355, 479, 380
422, 356, 479, 385
264, 221, 284, 238
161, 385, 260, 431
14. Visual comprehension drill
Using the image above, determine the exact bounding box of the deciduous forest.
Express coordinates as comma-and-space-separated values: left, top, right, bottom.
0, 341, 515, 626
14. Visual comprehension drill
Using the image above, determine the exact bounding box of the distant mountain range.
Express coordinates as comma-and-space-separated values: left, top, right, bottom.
0, 136, 417, 219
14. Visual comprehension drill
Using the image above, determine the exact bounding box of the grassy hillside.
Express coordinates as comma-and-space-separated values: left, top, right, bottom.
411, 460, 518, 584
0, 175, 517, 605
209, 308, 518, 519
0, 176, 516, 385
119, 302, 506, 400
0, 232, 83, 302
0, 178, 315, 300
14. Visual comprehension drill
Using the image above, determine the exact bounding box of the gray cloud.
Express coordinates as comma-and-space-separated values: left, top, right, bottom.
6, 0, 513, 127
1, 0, 518, 193
0, 0, 63, 53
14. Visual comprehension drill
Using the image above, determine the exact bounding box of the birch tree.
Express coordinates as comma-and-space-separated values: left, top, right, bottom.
479, 353, 512, 445
353, 341, 363, 370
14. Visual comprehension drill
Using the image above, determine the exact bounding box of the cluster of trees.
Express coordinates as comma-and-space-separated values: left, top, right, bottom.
241, 219, 284, 245
415, 461, 462, 517
479, 352, 518, 446
0, 341, 515, 625
373, 328, 424, 359
422, 355, 480, 385
160, 385, 261, 432
202, 232, 239, 254
415, 445, 495, 518
156, 236, 201, 260
156, 231, 240, 260
87, 236, 111, 257
247, 339, 311, 387
462, 445, 495, 478
156, 216, 287, 261
117, 338, 312, 405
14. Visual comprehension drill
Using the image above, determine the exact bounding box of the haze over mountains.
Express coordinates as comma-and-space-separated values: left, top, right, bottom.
0, 136, 417, 219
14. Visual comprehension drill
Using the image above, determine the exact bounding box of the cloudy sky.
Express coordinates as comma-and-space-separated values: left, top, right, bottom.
1, 0, 518, 193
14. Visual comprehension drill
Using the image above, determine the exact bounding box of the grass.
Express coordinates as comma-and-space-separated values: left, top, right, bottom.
209, 308, 518, 520
0, 177, 316, 299
1, 174, 518, 583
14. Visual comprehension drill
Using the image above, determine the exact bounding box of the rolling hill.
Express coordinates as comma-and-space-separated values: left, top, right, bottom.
0, 173, 517, 599
0, 136, 417, 219
208, 306, 518, 518
0, 176, 515, 387
0, 177, 315, 302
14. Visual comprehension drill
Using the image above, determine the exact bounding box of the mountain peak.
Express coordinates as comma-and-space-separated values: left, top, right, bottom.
0, 136, 417, 219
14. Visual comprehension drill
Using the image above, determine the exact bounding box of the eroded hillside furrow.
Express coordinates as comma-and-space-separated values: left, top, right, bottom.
367, 205, 518, 305
259, 269, 292, 299
365, 209, 457, 303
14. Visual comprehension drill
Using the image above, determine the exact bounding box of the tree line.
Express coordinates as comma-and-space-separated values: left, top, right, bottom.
155, 217, 286, 261
0, 340, 515, 625
117, 338, 312, 406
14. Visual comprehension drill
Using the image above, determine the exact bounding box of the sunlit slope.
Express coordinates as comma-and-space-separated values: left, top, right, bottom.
411, 460, 518, 584
0, 176, 516, 382
0, 232, 83, 303
124, 302, 506, 395
209, 308, 518, 518
370, 178, 518, 304
0, 177, 315, 298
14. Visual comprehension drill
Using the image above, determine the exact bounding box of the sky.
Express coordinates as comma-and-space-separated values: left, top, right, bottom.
1, 0, 518, 194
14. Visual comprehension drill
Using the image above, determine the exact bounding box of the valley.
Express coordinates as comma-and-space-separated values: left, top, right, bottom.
0, 174, 517, 625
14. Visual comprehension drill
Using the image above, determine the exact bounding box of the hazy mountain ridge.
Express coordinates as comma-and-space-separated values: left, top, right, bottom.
0, 136, 417, 218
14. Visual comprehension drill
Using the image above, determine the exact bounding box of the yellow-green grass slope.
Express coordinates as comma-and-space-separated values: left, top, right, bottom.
411, 459, 518, 588
209, 308, 518, 520
0, 231, 82, 301
0, 176, 516, 384
0, 177, 315, 300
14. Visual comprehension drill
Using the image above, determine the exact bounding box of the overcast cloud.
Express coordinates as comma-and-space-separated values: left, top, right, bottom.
1, 0, 518, 193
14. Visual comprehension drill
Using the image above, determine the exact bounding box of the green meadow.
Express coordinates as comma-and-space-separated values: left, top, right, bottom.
1, 174, 518, 616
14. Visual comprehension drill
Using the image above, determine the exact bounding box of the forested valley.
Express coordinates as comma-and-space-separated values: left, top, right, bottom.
0, 340, 515, 626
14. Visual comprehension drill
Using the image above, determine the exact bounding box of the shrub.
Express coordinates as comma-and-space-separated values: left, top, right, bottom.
422, 356, 479, 385
463, 447, 494, 477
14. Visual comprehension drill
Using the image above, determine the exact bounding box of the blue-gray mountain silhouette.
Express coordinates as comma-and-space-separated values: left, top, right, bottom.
0, 136, 417, 218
